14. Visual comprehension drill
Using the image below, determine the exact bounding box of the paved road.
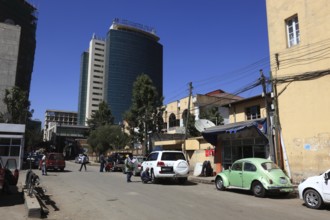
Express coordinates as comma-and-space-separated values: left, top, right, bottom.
1, 161, 329, 220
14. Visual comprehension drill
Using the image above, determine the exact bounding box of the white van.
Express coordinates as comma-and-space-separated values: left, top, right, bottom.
298, 169, 330, 209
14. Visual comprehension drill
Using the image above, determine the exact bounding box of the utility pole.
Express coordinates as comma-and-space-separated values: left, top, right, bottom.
270, 71, 281, 167
260, 70, 275, 163
183, 82, 193, 159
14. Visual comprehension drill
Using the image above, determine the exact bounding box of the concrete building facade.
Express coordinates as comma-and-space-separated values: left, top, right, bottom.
43, 110, 78, 141
0, 0, 37, 115
266, 0, 330, 182
78, 35, 106, 125
163, 90, 242, 134
0, 23, 21, 113
156, 90, 244, 172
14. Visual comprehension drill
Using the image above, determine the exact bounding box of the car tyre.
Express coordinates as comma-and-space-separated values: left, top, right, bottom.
178, 177, 187, 184
151, 170, 158, 184
303, 189, 324, 209
252, 181, 266, 197
215, 176, 225, 191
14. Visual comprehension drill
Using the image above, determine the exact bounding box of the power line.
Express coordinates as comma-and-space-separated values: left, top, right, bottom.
164, 77, 262, 118
273, 69, 330, 84
165, 56, 270, 105
269, 37, 330, 71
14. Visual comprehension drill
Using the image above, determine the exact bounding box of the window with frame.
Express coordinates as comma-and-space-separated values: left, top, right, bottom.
245, 105, 260, 120
286, 15, 300, 47
147, 153, 158, 161
244, 162, 257, 172
169, 113, 177, 128
232, 162, 242, 171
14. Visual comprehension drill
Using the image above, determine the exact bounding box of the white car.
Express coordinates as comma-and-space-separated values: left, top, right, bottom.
141, 150, 189, 184
298, 169, 330, 209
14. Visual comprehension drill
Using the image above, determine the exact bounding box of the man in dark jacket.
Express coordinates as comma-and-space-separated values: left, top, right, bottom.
141, 167, 152, 183
99, 154, 105, 172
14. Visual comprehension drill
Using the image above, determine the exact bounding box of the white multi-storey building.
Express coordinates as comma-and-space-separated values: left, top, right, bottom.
78, 34, 106, 125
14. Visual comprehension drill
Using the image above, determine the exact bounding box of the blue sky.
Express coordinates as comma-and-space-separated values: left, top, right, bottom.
29, 0, 270, 123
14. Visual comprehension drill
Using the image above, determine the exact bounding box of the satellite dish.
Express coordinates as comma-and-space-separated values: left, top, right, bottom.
195, 119, 216, 132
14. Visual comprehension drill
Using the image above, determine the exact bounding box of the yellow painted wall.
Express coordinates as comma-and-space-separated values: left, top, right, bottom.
229, 98, 266, 123
188, 149, 215, 175
165, 101, 181, 119
163, 94, 231, 129
266, 0, 330, 182
186, 139, 215, 174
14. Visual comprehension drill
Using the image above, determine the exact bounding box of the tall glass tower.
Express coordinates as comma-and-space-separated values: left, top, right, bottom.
77, 52, 89, 125
105, 19, 163, 124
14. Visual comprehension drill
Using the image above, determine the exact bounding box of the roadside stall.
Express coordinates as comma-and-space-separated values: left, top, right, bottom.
202, 118, 269, 173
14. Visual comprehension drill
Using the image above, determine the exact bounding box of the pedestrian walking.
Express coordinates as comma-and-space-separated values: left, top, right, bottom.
124, 154, 134, 182
99, 153, 105, 172
79, 154, 88, 171
41, 154, 47, 175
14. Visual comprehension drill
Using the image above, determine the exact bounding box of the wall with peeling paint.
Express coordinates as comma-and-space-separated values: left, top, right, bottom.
267, 0, 330, 183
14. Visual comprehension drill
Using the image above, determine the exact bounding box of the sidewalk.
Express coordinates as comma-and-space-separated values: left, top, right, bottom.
188, 174, 215, 184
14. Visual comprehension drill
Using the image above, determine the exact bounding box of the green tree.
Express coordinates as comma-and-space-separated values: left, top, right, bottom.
0, 86, 33, 124
25, 120, 43, 152
123, 74, 164, 153
87, 124, 129, 153
87, 101, 114, 131
199, 106, 224, 126
182, 111, 200, 137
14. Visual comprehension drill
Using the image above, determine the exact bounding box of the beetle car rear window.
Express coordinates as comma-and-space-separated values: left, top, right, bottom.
261, 162, 279, 171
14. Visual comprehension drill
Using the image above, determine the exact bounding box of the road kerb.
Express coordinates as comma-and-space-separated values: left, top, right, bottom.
24, 189, 41, 218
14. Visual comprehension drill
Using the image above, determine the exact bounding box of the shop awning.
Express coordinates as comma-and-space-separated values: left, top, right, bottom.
202, 118, 267, 146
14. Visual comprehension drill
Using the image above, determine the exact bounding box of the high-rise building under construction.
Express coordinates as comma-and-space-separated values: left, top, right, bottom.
0, 0, 38, 114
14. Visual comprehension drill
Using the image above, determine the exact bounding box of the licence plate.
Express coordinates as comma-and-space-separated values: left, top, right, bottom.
161, 167, 173, 172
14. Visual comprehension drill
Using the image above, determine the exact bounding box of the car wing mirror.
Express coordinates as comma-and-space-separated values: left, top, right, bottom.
325, 172, 330, 180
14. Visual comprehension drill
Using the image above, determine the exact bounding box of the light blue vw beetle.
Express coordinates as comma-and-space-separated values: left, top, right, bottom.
215, 158, 294, 197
